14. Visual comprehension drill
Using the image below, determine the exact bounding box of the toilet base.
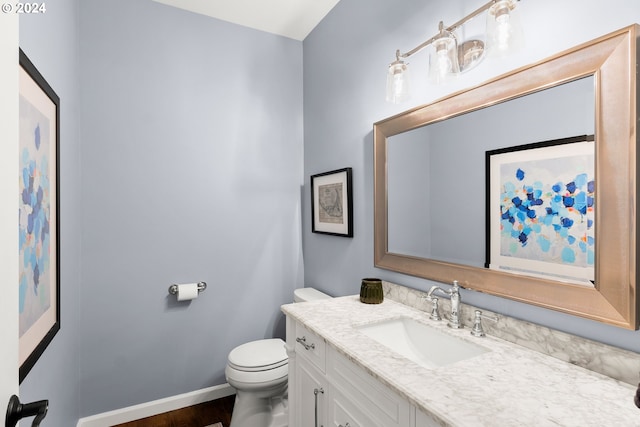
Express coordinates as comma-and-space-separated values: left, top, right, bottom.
229, 385, 288, 427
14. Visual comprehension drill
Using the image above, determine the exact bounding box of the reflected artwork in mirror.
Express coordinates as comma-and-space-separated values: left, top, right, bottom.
374, 25, 639, 329
486, 135, 595, 286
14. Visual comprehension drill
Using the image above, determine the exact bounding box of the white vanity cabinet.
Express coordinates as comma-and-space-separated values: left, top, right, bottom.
283, 296, 640, 427
286, 317, 420, 427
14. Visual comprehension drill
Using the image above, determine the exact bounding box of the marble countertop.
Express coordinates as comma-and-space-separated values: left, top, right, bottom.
282, 295, 639, 427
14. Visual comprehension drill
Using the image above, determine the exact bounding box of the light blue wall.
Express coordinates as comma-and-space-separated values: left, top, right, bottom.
76, 0, 303, 416
303, 0, 640, 353
18, 1, 82, 426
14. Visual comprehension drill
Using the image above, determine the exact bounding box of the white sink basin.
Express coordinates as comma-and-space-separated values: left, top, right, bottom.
356, 317, 489, 369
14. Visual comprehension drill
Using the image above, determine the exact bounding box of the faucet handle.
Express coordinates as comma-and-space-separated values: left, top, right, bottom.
429, 297, 442, 321
470, 310, 498, 337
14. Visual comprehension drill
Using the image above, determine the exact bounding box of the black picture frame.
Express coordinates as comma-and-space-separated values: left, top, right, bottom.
18, 48, 61, 383
311, 167, 353, 237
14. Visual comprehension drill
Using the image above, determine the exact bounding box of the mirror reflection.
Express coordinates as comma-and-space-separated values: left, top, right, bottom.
387, 77, 595, 273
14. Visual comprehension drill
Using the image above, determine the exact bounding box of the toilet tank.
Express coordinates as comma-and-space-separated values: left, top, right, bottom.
294, 287, 331, 302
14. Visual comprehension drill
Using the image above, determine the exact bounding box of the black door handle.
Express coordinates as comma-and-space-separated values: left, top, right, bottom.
5, 394, 48, 427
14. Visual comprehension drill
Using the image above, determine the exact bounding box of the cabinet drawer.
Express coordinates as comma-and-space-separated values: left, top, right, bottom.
327, 347, 410, 426
295, 322, 326, 372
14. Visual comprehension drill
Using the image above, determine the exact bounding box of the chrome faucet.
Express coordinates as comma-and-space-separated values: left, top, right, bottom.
427, 280, 463, 329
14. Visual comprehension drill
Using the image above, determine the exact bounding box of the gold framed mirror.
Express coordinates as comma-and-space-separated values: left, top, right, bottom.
374, 25, 639, 329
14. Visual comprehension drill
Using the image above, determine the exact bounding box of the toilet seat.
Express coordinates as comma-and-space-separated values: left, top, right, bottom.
227, 338, 288, 372
226, 363, 288, 386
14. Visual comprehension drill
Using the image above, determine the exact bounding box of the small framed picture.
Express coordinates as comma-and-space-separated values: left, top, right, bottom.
311, 167, 353, 237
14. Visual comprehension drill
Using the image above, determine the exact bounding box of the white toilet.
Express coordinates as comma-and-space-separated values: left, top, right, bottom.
225, 287, 331, 427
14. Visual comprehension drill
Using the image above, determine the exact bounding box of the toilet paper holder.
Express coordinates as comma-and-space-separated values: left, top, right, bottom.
168, 281, 207, 296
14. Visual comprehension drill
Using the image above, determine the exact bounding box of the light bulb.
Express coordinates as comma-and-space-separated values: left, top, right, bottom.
494, 10, 512, 51
486, 0, 523, 57
436, 48, 453, 77
392, 73, 405, 96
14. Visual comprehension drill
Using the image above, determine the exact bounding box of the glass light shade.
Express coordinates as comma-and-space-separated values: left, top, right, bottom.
386, 61, 410, 104
486, 0, 523, 57
428, 32, 460, 84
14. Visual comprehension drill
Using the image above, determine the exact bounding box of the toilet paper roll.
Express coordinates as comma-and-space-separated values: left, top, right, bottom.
176, 283, 199, 301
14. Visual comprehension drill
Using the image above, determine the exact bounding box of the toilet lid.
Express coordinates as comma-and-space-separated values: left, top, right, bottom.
228, 338, 288, 372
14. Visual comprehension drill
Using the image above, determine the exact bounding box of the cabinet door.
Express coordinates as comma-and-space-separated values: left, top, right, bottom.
326, 386, 380, 427
295, 357, 327, 427
415, 408, 444, 427
327, 348, 411, 426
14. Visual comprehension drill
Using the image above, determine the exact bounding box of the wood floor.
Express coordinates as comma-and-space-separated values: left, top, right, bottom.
113, 395, 235, 427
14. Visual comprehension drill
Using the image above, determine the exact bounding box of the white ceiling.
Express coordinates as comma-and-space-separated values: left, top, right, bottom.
152, 0, 341, 41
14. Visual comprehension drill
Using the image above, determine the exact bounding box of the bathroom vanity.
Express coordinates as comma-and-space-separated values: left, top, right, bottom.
282, 293, 639, 426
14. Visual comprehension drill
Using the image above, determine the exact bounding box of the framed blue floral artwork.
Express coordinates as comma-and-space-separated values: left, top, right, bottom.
486, 135, 595, 286
18, 49, 60, 383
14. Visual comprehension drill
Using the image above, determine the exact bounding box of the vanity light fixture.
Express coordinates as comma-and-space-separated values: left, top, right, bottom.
385, 0, 523, 104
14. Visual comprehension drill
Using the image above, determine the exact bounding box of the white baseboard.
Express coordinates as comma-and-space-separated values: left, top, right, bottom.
76, 383, 235, 427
